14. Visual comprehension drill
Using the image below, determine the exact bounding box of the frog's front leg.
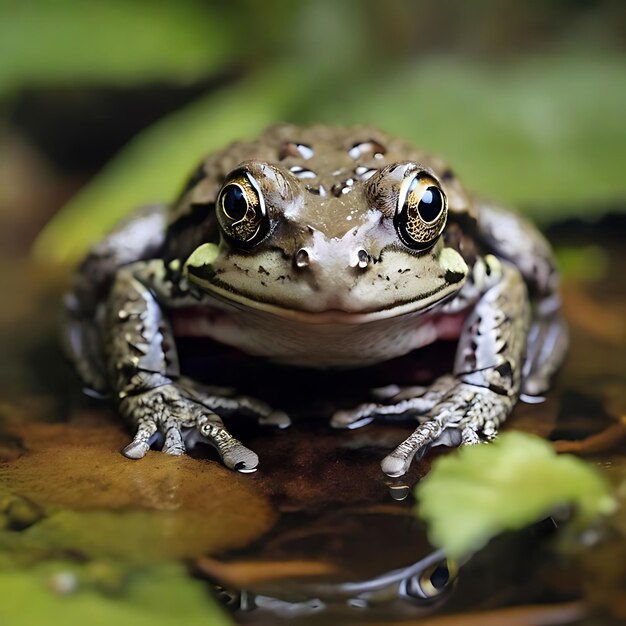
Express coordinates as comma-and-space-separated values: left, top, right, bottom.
333, 258, 530, 477
105, 261, 267, 472
380, 260, 530, 476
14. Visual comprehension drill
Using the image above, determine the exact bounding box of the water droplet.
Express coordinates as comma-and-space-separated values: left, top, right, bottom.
389, 484, 411, 501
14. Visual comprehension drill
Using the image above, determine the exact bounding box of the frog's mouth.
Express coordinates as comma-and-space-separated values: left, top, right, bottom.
183, 241, 468, 324
185, 266, 465, 325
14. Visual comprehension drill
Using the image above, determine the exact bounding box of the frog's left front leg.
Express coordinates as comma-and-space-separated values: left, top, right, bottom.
380, 261, 530, 477
106, 261, 282, 472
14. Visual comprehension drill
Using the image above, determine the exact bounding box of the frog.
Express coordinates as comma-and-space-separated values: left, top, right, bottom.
64, 124, 568, 478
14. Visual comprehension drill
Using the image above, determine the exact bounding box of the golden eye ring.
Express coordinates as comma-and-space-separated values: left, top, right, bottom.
216, 171, 269, 248
394, 171, 448, 251
401, 559, 458, 600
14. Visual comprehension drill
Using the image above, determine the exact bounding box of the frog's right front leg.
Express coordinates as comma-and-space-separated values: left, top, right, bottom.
104, 263, 260, 472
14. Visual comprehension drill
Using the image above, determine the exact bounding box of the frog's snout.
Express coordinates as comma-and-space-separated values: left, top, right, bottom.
293, 246, 372, 272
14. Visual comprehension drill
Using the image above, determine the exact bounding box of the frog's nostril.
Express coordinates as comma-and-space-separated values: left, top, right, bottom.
294, 248, 310, 269
351, 248, 370, 270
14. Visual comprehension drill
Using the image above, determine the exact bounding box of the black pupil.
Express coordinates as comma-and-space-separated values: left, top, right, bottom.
429, 565, 450, 590
418, 186, 442, 222
222, 185, 248, 221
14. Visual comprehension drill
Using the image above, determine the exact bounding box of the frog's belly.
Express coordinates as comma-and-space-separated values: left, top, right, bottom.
171, 307, 465, 368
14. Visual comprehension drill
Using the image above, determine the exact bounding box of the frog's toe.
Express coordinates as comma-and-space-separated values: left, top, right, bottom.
258, 409, 291, 429
161, 422, 186, 456
330, 396, 434, 429
333, 376, 460, 430
331, 404, 377, 429
369, 385, 404, 400
221, 443, 259, 473
371, 376, 456, 403
381, 452, 412, 478
122, 418, 158, 460
198, 415, 259, 473
122, 440, 150, 460
461, 426, 482, 445
381, 420, 444, 477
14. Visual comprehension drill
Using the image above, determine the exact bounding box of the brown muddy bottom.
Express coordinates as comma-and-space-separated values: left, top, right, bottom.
0, 217, 624, 625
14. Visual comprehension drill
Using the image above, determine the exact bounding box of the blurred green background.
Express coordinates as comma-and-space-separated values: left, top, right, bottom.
0, 0, 624, 262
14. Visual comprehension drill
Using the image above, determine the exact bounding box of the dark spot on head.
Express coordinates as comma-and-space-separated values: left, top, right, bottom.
441, 169, 455, 182
331, 178, 355, 197
306, 184, 327, 197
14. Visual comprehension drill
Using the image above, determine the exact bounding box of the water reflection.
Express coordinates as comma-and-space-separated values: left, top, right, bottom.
213, 549, 456, 616
203, 513, 559, 620
199, 507, 460, 619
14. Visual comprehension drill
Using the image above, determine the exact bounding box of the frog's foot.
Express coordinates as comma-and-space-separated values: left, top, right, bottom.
119, 380, 261, 473
380, 382, 515, 477
331, 375, 457, 429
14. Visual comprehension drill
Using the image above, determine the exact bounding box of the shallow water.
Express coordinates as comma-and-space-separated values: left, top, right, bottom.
0, 217, 624, 625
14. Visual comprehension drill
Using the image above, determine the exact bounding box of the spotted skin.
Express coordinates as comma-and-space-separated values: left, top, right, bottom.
64, 124, 567, 477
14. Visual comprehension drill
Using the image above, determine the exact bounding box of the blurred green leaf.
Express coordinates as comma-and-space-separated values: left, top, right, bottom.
555, 244, 610, 282
0, 563, 232, 626
0, 0, 234, 95
415, 432, 616, 560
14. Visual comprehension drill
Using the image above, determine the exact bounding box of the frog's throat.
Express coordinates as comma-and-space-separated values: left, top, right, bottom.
183, 245, 467, 325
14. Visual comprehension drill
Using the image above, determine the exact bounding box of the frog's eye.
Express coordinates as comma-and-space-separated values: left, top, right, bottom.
401, 559, 458, 600
394, 172, 447, 251
216, 172, 269, 248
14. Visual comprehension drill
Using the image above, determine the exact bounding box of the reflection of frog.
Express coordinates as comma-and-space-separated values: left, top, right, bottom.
209, 508, 458, 612
65, 124, 567, 477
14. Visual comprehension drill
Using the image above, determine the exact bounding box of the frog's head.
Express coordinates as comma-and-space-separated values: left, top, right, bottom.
177, 134, 470, 324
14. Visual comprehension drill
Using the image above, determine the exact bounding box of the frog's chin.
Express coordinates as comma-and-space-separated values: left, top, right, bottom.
188, 277, 463, 325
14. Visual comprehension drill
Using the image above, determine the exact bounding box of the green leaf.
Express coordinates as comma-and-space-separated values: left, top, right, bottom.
0, 0, 234, 95
33, 63, 312, 263
415, 432, 617, 560
0, 563, 232, 626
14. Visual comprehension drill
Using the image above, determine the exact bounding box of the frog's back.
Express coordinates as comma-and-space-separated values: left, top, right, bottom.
169, 123, 476, 224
